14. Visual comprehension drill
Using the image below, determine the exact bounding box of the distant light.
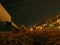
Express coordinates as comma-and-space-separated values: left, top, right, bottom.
30, 28, 33, 31
42, 23, 47, 26
56, 19, 60, 23
48, 24, 53, 27
58, 26, 60, 28
36, 26, 43, 30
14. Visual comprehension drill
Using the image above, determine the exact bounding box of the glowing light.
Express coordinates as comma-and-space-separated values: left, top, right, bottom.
30, 28, 33, 31
36, 26, 43, 30
56, 19, 60, 23
48, 24, 53, 27
58, 26, 60, 28
42, 23, 47, 26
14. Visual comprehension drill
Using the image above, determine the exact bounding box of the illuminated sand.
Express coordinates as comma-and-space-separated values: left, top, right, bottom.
0, 25, 60, 45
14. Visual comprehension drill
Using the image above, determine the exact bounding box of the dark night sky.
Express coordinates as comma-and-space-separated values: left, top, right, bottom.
1, 0, 60, 27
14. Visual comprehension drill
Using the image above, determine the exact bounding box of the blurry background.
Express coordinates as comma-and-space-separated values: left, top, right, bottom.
0, 0, 60, 30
